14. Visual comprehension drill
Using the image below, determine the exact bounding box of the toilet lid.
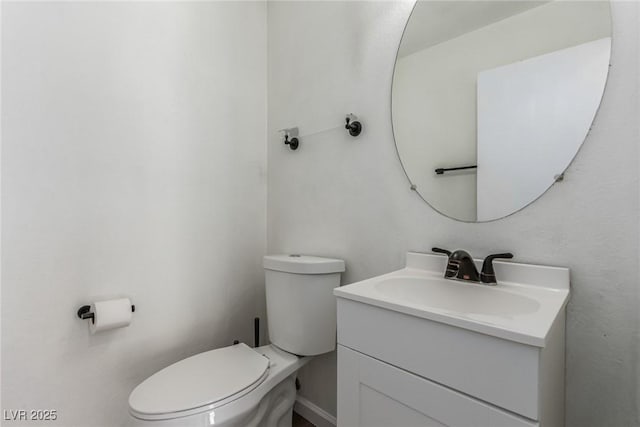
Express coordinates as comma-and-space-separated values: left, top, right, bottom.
129, 343, 269, 416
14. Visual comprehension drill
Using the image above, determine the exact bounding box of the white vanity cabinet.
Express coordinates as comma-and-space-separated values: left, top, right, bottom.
334, 252, 569, 427
337, 345, 536, 427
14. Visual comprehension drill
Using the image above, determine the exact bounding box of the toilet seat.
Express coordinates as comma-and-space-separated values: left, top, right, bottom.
129, 343, 270, 420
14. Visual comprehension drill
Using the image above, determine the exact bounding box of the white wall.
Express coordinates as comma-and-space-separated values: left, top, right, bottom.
268, 1, 639, 426
393, 1, 611, 221
1, 2, 267, 426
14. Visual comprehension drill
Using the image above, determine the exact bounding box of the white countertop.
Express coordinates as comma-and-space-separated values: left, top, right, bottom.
334, 252, 570, 347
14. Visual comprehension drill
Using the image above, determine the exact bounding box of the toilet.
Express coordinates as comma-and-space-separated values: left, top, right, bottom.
128, 254, 345, 427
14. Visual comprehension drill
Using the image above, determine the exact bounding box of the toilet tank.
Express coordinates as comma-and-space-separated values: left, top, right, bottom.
263, 255, 345, 356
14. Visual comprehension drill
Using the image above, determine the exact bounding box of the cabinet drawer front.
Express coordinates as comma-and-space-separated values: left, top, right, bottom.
337, 299, 540, 419
338, 345, 537, 427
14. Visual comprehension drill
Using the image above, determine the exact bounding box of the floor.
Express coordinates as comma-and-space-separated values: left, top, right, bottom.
292, 412, 315, 427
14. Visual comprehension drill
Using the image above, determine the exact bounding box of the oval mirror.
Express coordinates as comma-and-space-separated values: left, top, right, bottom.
392, 1, 612, 222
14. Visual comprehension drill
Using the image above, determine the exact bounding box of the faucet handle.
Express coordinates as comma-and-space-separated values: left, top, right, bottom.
433, 247, 457, 279
432, 247, 452, 256
480, 253, 514, 284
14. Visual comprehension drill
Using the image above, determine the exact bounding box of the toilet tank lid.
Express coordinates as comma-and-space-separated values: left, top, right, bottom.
263, 254, 345, 274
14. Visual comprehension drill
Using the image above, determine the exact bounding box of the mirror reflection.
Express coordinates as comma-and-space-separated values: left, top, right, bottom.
392, 1, 611, 222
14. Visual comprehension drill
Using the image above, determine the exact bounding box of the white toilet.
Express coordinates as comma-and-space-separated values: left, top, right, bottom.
128, 254, 345, 427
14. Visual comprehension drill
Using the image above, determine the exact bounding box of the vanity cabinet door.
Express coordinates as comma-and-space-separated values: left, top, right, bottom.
337, 345, 537, 427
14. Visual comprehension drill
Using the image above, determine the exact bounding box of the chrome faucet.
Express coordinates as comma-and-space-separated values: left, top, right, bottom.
432, 248, 513, 285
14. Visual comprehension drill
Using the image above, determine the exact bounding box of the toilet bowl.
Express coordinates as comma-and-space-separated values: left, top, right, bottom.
129, 344, 308, 427
128, 255, 345, 427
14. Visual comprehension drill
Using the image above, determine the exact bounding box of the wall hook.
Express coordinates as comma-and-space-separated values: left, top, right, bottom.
279, 127, 300, 150
345, 114, 362, 137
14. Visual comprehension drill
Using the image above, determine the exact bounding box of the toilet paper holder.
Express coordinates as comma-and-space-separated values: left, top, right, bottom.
77, 303, 135, 324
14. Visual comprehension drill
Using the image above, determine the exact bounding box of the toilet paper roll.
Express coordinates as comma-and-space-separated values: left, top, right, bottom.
89, 298, 133, 334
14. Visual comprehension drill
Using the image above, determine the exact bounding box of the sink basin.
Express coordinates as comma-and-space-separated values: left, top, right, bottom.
334, 252, 570, 346
375, 276, 540, 317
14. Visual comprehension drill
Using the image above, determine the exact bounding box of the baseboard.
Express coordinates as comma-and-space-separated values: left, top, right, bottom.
294, 395, 337, 427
